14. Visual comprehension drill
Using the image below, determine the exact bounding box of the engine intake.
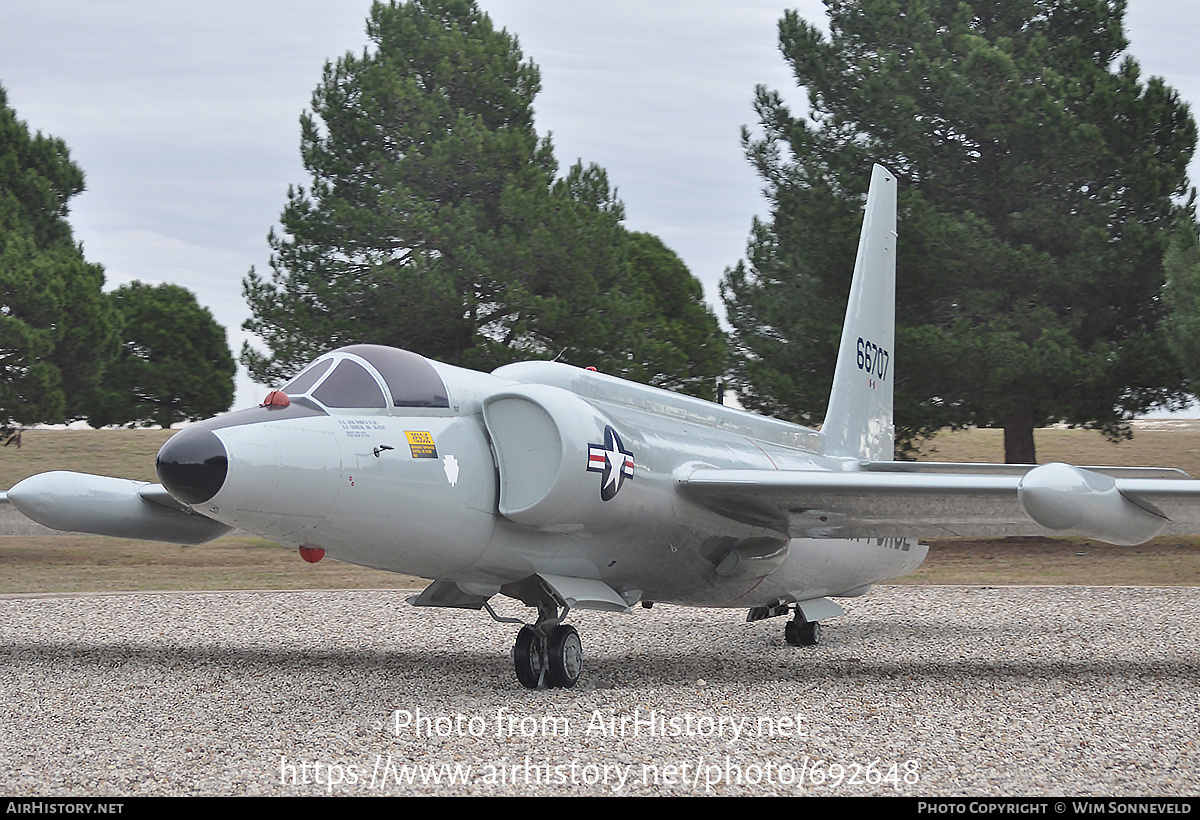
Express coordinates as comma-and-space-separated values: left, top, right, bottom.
483, 384, 640, 533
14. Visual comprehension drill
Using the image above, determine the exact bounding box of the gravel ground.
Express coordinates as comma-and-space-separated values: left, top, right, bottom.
2, 585, 1198, 797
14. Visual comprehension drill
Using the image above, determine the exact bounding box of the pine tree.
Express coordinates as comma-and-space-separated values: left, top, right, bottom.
0, 84, 117, 426
242, 0, 725, 390
1163, 212, 1200, 390
722, 0, 1197, 462
624, 232, 727, 400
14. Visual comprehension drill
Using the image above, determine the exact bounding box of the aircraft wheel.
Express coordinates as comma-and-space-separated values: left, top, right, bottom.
546, 624, 583, 688
512, 626, 547, 689
785, 618, 821, 647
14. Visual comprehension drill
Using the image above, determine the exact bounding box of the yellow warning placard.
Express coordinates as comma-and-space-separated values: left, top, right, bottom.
405, 430, 438, 459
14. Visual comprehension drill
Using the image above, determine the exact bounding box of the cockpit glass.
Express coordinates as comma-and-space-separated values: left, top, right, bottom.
312, 359, 387, 408
335, 345, 450, 408
281, 359, 333, 396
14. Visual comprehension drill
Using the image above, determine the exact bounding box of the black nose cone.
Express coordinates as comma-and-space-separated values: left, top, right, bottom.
156, 427, 228, 505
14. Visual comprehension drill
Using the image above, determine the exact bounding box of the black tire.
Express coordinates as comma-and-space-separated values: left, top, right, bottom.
785, 618, 821, 647
512, 625, 546, 689
546, 624, 583, 688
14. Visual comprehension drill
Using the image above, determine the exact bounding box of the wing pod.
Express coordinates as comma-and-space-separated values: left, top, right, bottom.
1017, 463, 1167, 546
6, 470, 232, 544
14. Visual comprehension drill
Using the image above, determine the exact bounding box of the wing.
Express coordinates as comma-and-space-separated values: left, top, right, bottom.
678, 461, 1200, 546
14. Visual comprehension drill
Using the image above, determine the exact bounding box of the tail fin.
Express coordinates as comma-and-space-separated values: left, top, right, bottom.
821, 164, 897, 461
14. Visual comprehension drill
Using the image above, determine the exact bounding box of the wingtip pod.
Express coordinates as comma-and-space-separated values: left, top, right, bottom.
7, 471, 232, 544
1018, 463, 1167, 546
822, 164, 898, 461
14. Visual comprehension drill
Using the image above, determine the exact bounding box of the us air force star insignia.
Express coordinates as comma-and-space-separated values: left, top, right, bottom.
587, 425, 634, 501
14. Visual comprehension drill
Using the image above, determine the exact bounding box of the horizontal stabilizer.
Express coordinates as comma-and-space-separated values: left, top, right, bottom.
6, 471, 232, 544
678, 462, 1200, 545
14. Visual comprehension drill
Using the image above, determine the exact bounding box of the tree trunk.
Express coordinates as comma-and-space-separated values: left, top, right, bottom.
1002, 413, 1037, 464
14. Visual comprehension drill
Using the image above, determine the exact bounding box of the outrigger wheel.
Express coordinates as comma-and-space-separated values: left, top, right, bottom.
512, 624, 583, 689
785, 616, 821, 647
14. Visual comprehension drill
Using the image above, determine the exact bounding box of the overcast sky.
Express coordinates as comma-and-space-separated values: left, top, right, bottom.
1, 1, 1198, 411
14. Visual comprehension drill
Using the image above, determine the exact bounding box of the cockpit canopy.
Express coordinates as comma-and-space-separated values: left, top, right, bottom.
281, 345, 449, 411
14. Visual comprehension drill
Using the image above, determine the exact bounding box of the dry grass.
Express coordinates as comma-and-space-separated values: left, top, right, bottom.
0, 535, 422, 596
2, 425, 1199, 595
0, 429, 422, 595
913, 419, 1200, 477
0, 428, 172, 486
905, 536, 1200, 586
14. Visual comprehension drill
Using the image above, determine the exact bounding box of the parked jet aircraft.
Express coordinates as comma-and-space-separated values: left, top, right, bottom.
7, 165, 1200, 688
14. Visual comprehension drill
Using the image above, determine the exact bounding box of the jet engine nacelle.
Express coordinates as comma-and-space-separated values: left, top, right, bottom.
6, 471, 233, 544
1017, 462, 1167, 546
483, 384, 642, 534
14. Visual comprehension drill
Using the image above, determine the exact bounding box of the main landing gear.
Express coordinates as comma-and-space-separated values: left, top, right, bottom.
513, 622, 583, 689
485, 598, 583, 689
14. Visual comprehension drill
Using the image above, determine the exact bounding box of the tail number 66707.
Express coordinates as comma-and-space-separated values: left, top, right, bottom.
856, 337, 890, 381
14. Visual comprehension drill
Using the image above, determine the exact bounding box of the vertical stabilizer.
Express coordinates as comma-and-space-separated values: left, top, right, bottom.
821, 165, 897, 461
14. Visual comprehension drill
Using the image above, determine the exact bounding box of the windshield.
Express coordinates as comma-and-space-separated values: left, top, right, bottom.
281, 359, 333, 395
312, 359, 386, 408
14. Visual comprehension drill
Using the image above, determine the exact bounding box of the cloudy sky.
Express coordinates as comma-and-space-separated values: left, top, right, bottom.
1, 1, 1198, 411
